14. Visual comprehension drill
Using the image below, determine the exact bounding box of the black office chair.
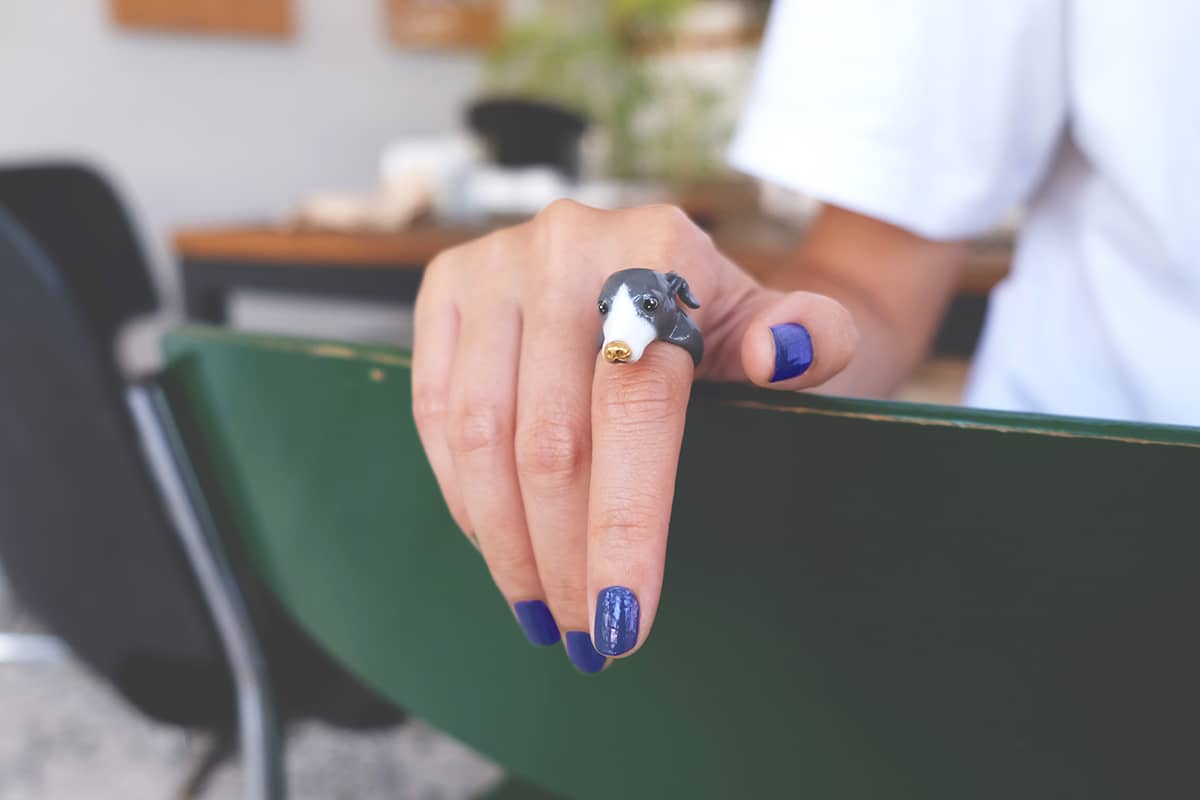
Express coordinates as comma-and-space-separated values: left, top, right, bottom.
0, 164, 404, 796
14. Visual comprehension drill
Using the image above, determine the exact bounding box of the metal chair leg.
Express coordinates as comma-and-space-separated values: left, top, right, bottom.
128, 383, 285, 800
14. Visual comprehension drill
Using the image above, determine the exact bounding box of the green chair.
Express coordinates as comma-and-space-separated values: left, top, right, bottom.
136, 325, 1200, 799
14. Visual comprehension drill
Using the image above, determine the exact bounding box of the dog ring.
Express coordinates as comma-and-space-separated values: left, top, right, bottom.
597, 268, 703, 366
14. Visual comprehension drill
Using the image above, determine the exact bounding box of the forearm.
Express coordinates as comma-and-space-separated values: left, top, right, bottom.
756, 205, 968, 398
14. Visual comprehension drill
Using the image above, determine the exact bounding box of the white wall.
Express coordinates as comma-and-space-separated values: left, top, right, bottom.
0, 0, 481, 302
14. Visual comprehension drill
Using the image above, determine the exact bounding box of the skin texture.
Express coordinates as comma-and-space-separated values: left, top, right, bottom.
411, 200, 966, 665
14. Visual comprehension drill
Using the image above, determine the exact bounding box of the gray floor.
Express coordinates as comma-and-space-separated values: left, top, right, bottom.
0, 562, 501, 800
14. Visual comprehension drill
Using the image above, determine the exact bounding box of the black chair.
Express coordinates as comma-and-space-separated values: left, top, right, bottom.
0, 164, 403, 797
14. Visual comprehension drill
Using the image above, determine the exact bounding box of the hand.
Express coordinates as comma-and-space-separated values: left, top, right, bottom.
412, 201, 858, 672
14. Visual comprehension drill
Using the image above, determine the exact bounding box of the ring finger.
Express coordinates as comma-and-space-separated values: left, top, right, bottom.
447, 301, 558, 646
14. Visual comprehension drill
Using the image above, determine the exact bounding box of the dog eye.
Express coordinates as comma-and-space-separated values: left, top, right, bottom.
641, 296, 659, 311
598, 300, 610, 314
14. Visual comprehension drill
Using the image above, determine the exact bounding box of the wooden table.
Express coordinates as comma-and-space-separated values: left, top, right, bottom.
174, 222, 1011, 355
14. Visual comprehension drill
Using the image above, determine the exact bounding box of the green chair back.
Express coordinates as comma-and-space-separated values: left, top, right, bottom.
161, 326, 1200, 799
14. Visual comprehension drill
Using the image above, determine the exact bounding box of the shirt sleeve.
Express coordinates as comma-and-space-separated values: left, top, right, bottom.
728, 0, 1067, 240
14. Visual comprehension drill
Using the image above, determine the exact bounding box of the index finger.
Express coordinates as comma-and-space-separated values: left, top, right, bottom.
587, 342, 694, 658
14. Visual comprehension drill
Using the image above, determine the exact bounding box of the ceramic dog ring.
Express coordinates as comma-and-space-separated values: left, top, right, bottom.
597, 268, 703, 366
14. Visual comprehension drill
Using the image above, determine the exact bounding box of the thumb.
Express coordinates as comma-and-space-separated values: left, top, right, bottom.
732, 289, 859, 390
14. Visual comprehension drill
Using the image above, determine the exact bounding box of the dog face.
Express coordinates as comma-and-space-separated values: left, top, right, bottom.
597, 268, 699, 364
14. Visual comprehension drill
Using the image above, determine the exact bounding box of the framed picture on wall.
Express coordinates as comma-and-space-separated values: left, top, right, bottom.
386, 0, 502, 49
110, 0, 293, 38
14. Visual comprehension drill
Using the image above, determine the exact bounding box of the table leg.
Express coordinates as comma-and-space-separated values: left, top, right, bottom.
184, 279, 230, 325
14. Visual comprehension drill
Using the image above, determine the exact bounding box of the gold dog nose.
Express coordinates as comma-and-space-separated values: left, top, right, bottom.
604, 341, 633, 363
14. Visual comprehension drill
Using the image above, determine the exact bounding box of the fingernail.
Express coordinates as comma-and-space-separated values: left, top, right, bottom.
513, 600, 561, 646
565, 631, 607, 674
769, 323, 813, 382
594, 586, 639, 656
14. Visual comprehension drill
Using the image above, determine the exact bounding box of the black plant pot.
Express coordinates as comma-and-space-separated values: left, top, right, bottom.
467, 98, 589, 180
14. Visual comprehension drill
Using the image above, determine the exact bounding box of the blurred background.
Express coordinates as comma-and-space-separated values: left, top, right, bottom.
0, 1, 1011, 797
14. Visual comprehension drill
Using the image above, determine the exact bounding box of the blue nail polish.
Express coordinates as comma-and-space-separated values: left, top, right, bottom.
769, 323, 813, 382
514, 600, 561, 646
594, 587, 639, 656
565, 631, 607, 674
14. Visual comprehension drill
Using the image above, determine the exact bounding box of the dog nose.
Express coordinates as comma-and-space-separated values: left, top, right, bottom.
603, 341, 633, 363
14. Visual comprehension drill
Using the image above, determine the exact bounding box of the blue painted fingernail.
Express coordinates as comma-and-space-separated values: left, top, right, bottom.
770, 323, 813, 382
514, 600, 561, 646
565, 631, 607, 674
594, 587, 639, 656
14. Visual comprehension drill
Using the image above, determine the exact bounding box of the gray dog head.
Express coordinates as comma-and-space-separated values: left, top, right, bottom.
597, 268, 703, 365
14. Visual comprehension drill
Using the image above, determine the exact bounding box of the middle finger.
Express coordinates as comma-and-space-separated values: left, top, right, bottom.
515, 294, 606, 673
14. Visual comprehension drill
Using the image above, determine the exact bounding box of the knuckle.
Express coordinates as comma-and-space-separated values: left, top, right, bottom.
643, 202, 691, 228
482, 544, 535, 582
593, 500, 661, 548
415, 256, 450, 315
411, 385, 449, 429
528, 206, 598, 284
447, 399, 512, 457
596, 371, 684, 427
535, 197, 588, 230
642, 203, 701, 242
531, 200, 601, 263
516, 416, 588, 483
477, 225, 521, 259
540, 574, 587, 607
421, 247, 463, 292
633, 204, 714, 267
481, 536, 536, 581
423, 227, 524, 296
424, 249, 453, 278
421, 252, 449, 287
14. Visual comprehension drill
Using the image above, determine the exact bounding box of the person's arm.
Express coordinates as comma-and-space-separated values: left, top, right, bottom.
766, 204, 968, 397
723, 0, 1067, 399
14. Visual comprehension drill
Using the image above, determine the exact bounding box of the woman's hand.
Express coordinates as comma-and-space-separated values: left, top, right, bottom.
411, 200, 858, 672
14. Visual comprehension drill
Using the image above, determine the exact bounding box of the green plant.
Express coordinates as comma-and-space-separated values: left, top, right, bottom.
482, 0, 730, 180
614, 0, 696, 32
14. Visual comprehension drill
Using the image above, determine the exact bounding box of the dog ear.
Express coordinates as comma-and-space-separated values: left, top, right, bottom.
666, 271, 701, 309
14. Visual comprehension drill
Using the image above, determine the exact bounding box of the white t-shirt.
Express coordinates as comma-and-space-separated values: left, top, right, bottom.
729, 0, 1200, 427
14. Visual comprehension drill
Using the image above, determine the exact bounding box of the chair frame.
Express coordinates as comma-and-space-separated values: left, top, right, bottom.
129, 376, 543, 800
127, 381, 285, 800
